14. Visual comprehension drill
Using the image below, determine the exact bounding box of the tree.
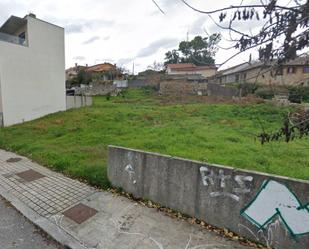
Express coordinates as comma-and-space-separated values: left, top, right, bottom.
164, 50, 180, 65
258, 109, 309, 144
164, 34, 221, 65
179, 0, 309, 65
147, 61, 165, 71
117, 66, 130, 77
153, 0, 308, 64
76, 69, 92, 85
179, 35, 221, 65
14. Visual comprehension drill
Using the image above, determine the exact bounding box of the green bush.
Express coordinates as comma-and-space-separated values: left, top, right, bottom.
288, 86, 309, 103
237, 83, 260, 96
141, 86, 157, 95
255, 88, 275, 99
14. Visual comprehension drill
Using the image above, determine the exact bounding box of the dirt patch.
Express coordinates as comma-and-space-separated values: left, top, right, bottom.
35, 122, 48, 131
219, 119, 237, 126
52, 119, 65, 125
142, 114, 154, 122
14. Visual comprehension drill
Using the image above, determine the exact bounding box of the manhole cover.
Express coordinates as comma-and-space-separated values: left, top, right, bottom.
16, 169, 45, 182
63, 203, 97, 224
6, 157, 22, 163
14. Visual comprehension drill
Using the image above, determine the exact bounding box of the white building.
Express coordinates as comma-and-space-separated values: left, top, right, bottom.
166, 63, 217, 78
0, 14, 66, 127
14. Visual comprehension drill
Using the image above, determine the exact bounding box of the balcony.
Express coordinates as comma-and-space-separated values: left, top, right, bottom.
0, 32, 27, 46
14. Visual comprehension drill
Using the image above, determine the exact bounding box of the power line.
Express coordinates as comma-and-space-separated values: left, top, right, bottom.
151, 0, 165, 15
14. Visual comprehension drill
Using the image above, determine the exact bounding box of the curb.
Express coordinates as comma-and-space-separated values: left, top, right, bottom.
0, 184, 86, 249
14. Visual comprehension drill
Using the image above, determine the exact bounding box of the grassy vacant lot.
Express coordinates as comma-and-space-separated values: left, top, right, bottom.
0, 89, 308, 188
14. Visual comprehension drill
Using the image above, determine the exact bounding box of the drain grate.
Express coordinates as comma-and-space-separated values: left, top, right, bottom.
16, 169, 45, 182
63, 203, 98, 224
6, 157, 22, 163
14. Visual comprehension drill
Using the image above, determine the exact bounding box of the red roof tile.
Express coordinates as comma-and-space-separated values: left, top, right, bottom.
167, 63, 196, 69
86, 63, 117, 73
167, 63, 217, 71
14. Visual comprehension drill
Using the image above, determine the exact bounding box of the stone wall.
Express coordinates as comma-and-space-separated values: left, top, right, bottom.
159, 80, 208, 96
75, 82, 118, 96
108, 146, 309, 249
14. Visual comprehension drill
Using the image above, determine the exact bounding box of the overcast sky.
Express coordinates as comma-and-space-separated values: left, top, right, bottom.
0, 0, 296, 73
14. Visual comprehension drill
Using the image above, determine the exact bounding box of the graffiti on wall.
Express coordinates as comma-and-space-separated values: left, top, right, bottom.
125, 164, 136, 184
199, 166, 253, 201
241, 180, 309, 237
124, 152, 137, 184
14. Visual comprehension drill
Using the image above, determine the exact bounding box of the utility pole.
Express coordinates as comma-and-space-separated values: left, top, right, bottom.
187, 29, 189, 43
132, 61, 135, 76
186, 29, 189, 60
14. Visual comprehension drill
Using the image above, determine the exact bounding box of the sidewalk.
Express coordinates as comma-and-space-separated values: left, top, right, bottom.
0, 149, 252, 249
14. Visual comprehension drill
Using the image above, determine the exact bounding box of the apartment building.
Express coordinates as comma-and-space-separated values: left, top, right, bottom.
0, 14, 66, 126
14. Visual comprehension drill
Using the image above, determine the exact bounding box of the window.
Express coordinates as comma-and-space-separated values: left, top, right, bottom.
235, 74, 240, 82
287, 67, 296, 74
18, 32, 25, 39
304, 66, 309, 73
275, 66, 283, 76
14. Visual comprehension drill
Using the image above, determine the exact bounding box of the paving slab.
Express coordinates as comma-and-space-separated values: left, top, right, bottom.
0, 149, 253, 249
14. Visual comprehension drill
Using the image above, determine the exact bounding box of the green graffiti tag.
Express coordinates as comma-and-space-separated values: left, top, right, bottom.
241, 180, 309, 237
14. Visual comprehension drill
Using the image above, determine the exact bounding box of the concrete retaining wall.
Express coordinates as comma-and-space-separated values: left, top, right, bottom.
66, 95, 92, 110
113, 80, 128, 88
128, 79, 147, 88
108, 146, 309, 249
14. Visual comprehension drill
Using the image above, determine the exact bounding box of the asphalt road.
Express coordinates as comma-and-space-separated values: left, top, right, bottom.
0, 196, 62, 249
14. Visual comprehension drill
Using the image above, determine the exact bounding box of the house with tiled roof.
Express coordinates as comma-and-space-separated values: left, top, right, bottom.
86, 63, 119, 81
166, 63, 217, 78
215, 56, 309, 86
65, 63, 87, 80
86, 63, 117, 73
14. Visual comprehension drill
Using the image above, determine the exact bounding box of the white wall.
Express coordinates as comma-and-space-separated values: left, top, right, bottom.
0, 16, 66, 126
66, 96, 93, 110
167, 69, 194, 75
167, 68, 216, 77
113, 80, 128, 88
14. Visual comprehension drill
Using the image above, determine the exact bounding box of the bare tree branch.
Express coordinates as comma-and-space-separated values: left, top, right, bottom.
180, 0, 302, 15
